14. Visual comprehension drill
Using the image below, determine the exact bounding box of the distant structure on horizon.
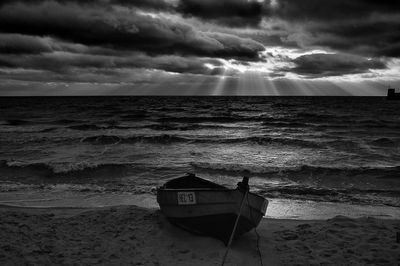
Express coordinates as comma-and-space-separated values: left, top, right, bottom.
387, 87, 400, 100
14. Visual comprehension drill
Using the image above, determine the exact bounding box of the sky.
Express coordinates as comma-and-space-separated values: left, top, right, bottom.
0, 0, 400, 96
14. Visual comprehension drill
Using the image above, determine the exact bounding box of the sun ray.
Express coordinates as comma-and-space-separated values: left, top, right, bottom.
212, 68, 229, 96
263, 75, 281, 96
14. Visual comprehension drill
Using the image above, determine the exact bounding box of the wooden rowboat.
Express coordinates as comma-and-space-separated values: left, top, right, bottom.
157, 173, 268, 244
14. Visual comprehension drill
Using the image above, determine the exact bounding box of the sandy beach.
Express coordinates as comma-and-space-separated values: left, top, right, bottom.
0, 205, 399, 266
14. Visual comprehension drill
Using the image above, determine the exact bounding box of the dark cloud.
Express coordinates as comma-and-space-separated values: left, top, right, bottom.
0, 0, 174, 10
246, 33, 299, 49
0, 1, 264, 60
0, 48, 224, 77
0, 0, 399, 93
0, 34, 54, 54
265, 0, 400, 22
309, 18, 400, 57
262, 0, 400, 58
177, 0, 264, 27
289, 53, 386, 78
205, 32, 265, 59
111, 0, 174, 11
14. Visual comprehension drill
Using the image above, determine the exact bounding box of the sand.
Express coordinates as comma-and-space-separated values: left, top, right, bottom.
0, 205, 399, 266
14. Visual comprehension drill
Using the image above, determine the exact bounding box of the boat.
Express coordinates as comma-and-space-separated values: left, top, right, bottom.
387, 88, 400, 100
156, 173, 268, 244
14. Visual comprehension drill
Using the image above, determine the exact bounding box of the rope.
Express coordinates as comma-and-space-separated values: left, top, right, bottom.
221, 188, 249, 266
247, 192, 264, 266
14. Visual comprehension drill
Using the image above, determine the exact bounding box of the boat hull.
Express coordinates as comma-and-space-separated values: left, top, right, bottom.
157, 188, 268, 244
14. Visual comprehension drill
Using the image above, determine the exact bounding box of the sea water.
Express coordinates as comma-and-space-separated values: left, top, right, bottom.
0, 96, 399, 219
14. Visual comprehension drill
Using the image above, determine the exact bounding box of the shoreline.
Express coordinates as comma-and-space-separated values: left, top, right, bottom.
1, 190, 400, 220
1, 205, 399, 265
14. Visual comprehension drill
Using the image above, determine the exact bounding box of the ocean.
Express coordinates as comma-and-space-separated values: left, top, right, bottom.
0, 96, 399, 219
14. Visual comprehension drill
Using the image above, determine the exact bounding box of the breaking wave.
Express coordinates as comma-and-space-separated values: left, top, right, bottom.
256, 185, 400, 207
80, 134, 188, 145
79, 134, 323, 148
156, 115, 263, 124
369, 137, 400, 147
191, 162, 400, 179
68, 124, 106, 131
0, 160, 140, 180
67, 124, 137, 131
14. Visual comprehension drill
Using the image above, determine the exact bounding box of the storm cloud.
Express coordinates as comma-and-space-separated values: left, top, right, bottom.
0, 0, 399, 94
290, 53, 386, 78
0, 1, 264, 60
264, 0, 400, 21
177, 0, 264, 27
261, 0, 400, 57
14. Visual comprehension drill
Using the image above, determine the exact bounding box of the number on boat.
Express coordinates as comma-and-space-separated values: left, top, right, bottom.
177, 192, 196, 205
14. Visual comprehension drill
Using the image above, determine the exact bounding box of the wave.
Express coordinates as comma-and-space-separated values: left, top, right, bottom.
262, 121, 309, 128
0, 160, 139, 180
191, 162, 400, 179
258, 185, 399, 198
81, 135, 123, 144
191, 162, 280, 176
273, 164, 400, 179
369, 137, 399, 147
145, 124, 198, 131
260, 186, 339, 197
261, 114, 400, 130
68, 124, 106, 131
191, 161, 400, 206
68, 123, 141, 131
79, 134, 323, 148
120, 113, 147, 121
216, 136, 322, 148
81, 134, 188, 145
352, 119, 400, 129
271, 103, 296, 108
5, 119, 32, 125
324, 139, 361, 150
2, 119, 85, 127
145, 123, 255, 131
156, 115, 263, 124
256, 185, 400, 206
52, 119, 81, 124
296, 112, 354, 121
0, 126, 58, 133
229, 107, 263, 112
146, 123, 229, 131
155, 107, 187, 112
39, 127, 58, 133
